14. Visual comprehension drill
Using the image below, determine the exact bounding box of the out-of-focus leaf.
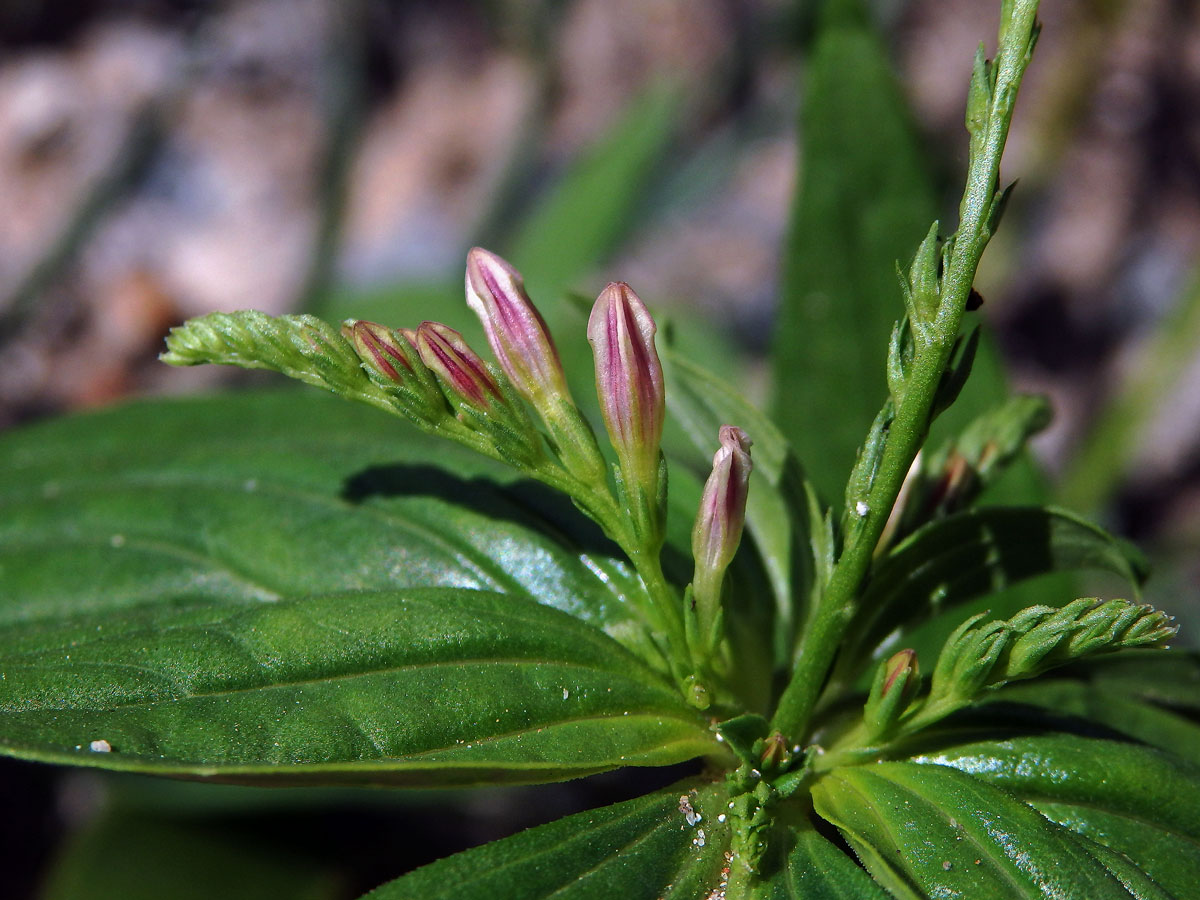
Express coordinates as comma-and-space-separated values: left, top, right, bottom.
772, 0, 938, 504
40, 812, 337, 900
1, 588, 718, 784
846, 506, 1148, 669
505, 83, 681, 308
814, 759, 1163, 898
362, 778, 731, 899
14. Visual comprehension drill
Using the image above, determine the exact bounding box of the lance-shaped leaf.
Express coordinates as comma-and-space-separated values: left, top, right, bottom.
588, 282, 667, 543
814, 759, 1165, 899
0, 389, 664, 673
0, 588, 721, 784
909, 732, 1200, 896
465, 248, 606, 483
363, 779, 733, 899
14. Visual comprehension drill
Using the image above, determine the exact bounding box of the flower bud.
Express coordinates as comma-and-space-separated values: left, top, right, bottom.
863, 648, 921, 740
691, 425, 753, 629
464, 248, 570, 406
342, 320, 416, 384
587, 282, 665, 516
414, 321, 503, 410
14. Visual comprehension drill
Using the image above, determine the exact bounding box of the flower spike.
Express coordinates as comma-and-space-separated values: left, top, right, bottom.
587, 282, 666, 541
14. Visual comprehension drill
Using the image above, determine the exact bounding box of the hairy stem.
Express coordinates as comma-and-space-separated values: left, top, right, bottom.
771, 0, 1041, 742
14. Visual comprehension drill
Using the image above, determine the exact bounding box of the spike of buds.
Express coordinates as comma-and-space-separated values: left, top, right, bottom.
465, 248, 570, 406
464, 248, 606, 483
415, 321, 503, 411
587, 282, 666, 542
690, 425, 753, 649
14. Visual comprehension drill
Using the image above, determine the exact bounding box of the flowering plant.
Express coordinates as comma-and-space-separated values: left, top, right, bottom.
2, 1, 1196, 897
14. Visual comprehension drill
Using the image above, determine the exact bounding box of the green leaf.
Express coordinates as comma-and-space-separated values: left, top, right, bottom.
911, 734, 1200, 844
814, 760, 1157, 898
0, 390, 646, 646
771, 0, 939, 504
991, 652, 1200, 763
41, 811, 338, 900
756, 823, 891, 899
908, 732, 1200, 895
846, 506, 1148, 669
362, 778, 732, 899
0, 587, 718, 783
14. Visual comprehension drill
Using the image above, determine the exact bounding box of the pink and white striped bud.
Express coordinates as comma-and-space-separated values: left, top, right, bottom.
691, 425, 753, 627
414, 321, 503, 411
465, 248, 570, 406
342, 320, 416, 384
587, 282, 665, 495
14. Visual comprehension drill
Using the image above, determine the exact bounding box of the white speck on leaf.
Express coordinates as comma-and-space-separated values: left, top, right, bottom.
89, 739, 112, 753
693, 828, 706, 848
109, 534, 125, 548
562, 687, 569, 700
679, 794, 701, 827
855, 501, 870, 517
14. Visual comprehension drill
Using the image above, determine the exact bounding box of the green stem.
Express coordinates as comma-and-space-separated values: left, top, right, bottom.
770, 0, 1040, 742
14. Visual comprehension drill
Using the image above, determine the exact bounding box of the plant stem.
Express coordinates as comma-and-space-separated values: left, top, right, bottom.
771, 0, 1040, 742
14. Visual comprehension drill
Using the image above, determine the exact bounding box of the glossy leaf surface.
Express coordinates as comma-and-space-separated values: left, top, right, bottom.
0, 390, 643, 642
364, 778, 731, 899
0, 587, 718, 782
0, 391, 722, 781
814, 759, 1161, 898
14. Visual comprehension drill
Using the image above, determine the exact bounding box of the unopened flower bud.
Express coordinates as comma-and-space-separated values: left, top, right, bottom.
587, 282, 665, 533
864, 648, 921, 740
415, 321, 503, 411
465, 248, 570, 406
691, 425, 753, 636
342, 320, 416, 384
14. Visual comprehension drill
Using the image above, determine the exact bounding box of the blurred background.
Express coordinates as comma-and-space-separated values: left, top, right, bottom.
2, 0, 1199, 896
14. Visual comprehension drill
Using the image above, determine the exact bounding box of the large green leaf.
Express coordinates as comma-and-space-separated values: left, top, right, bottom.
363, 778, 732, 899
0, 391, 723, 781
0, 390, 645, 645
813, 759, 1168, 898
771, 0, 938, 503
0, 587, 717, 783
845, 506, 1148, 670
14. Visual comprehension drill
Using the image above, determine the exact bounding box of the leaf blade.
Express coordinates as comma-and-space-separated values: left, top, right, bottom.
0, 588, 719, 784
